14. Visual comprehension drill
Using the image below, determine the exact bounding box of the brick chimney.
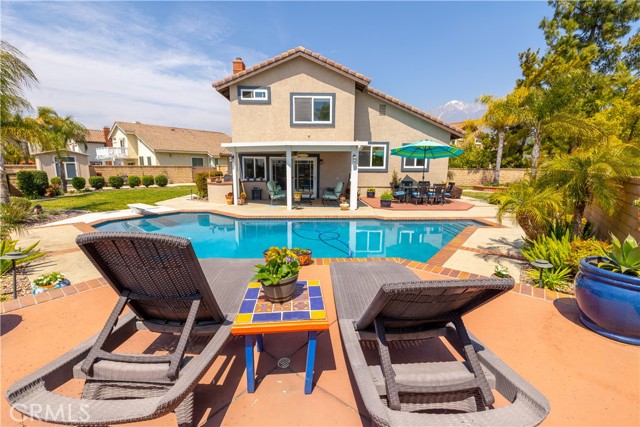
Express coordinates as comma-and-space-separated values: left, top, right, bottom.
103, 126, 112, 147
232, 57, 246, 74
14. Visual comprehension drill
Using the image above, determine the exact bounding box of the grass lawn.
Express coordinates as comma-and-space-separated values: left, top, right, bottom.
462, 190, 495, 202
38, 185, 196, 212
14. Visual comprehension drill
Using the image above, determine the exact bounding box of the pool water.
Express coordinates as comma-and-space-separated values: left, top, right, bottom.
95, 213, 481, 262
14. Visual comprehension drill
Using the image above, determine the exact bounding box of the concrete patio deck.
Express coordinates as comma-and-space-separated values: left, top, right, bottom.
1, 196, 638, 426
1, 264, 638, 426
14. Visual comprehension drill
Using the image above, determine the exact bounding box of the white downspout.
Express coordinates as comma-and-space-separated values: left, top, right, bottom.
350, 148, 359, 210
286, 147, 292, 210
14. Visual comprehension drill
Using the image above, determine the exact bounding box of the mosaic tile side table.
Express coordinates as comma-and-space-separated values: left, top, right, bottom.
231, 280, 330, 394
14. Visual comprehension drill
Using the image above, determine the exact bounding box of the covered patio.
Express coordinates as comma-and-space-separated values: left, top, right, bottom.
223, 141, 368, 210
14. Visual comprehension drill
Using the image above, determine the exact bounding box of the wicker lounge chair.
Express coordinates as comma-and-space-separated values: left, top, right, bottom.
331, 261, 550, 426
6, 232, 255, 426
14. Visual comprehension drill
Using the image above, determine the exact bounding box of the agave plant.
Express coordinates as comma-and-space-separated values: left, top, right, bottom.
597, 234, 640, 276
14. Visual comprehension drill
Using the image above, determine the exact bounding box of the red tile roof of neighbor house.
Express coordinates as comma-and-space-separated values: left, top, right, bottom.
211, 46, 464, 139
114, 122, 231, 156
85, 129, 106, 144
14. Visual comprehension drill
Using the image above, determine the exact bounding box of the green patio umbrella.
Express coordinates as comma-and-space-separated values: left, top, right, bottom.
390, 139, 464, 181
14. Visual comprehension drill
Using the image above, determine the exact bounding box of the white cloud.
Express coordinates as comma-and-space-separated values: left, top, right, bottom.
2, 2, 238, 133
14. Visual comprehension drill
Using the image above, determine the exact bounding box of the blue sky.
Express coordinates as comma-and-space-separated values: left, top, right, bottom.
2, 1, 551, 133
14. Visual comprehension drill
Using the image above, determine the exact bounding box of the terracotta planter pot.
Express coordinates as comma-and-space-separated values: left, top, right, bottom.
261, 274, 299, 303
225, 196, 233, 205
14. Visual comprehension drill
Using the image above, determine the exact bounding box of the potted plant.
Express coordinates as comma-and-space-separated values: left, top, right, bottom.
253, 247, 301, 303
225, 192, 233, 205
575, 234, 640, 345
380, 191, 394, 208
492, 264, 511, 278
340, 201, 349, 210
32, 272, 70, 294
366, 187, 376, 198
294, 190, 303, 202
238, 192, 247, 205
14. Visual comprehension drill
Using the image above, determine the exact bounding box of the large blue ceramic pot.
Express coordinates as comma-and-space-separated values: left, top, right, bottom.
575, 256, 640, 345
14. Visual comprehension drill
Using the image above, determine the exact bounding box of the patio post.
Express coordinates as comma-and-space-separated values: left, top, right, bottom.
286, 147, 292, 210
231, 151, 238, 206
350, 147, 359, 210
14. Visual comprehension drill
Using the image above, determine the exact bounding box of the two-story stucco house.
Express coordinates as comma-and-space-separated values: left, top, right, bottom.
102, 121, 230, 167
213, 47, 464, 210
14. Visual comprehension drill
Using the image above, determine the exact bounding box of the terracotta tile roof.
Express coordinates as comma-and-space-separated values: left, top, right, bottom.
85, 129, 106, 144
114, 122, 231, 156
212, 46, 372, 91
366, 87, 465, 138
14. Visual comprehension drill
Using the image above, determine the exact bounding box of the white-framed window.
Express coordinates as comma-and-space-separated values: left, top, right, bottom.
147, 156, 152, 166
139, 156, 144, 165
291, 93, 334, 125
192, 157, 204, 167
358, 144, 387, 170
238, 86, 270, 104
242, 156, 267, 180
54, 156, 77, 181
403, 157, 428, 169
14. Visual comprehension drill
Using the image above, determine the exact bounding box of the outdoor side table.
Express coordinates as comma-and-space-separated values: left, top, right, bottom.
231, 280, 330, 394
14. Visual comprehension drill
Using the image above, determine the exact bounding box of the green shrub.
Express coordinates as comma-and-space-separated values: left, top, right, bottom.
127, 175, 141, 188
0, 239, 46, 275
529, 267, 573, 291
213, 170, 224, 177
522, 231, 572, 271
194, 173, 207, 199
71, 176, 86, 191
154, 175, 168, 187
141, 175, 154, 187
88, 176, 105, 190
566, 239, 610, 275
16, 170, 49, 199
50, 177, 62, 186
108, 176, 124, 189
380, 191, 394, 201
0, 198, 34, 238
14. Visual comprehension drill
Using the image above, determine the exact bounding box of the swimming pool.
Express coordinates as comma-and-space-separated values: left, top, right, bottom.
95, 213, 481, 262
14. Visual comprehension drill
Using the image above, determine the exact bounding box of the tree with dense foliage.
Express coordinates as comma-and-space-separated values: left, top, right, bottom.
491, 177, 563, 240
0, 41, 40, 204
27, 107, 86, 193
538, 140, 640, 237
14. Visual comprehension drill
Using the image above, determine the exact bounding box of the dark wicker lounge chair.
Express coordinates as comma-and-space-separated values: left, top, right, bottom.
331, 261, 550, 426
6, 232, 255, 426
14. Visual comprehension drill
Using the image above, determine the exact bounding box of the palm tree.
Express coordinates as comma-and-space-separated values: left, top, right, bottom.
491, 177, 564, 240
479, 91, 521, 185
0, 41, 39, 204
538, 139, 640, 237
28, 107, 86, 193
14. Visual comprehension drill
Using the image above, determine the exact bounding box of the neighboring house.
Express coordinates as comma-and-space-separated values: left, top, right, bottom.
33, 128, 108, 184
212, 46, 464, 210
102, 121, 231, 167
68, 128, 109, 165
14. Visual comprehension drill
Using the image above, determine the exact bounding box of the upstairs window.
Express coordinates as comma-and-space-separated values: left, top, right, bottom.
238, 86, 270, 104
358, 143, 388, 171
291, 93, 335, 126
192, 157, 204, 167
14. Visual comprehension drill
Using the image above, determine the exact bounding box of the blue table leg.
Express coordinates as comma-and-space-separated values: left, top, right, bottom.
256, 334, 264, 352
245, 335, 255, 393
305, 331, 317, 394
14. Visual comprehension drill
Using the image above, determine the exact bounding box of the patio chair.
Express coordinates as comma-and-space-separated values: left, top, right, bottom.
413, 181, 430, 205
322, 181, 344, 206
6, 232, 253, 427
330, 261, 550, 426
267, 180, 286, 206
430, 184, 445, 205
444, 182, 455, 200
